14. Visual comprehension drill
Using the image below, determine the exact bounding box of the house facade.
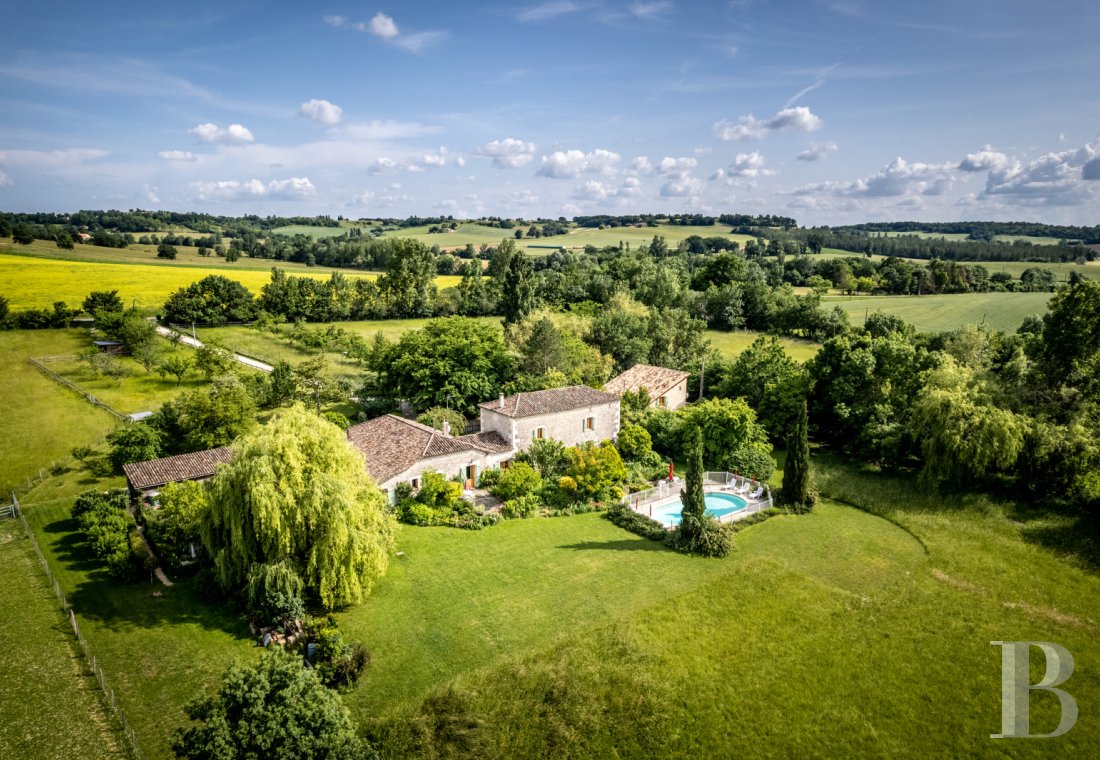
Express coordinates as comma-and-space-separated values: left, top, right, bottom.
479, 386, 621, 452
603, 364, 691, 410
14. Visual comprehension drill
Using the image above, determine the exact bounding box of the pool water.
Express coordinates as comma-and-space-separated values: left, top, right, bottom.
650, 491, 748, 526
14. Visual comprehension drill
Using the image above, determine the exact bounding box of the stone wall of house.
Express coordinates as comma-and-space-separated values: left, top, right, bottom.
481, 401, 620, 452
380, 448, 513, 494
656, 379, 690, 410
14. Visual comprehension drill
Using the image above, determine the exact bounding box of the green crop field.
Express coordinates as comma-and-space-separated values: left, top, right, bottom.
0, 519, 124, 759
0, 252, 461, 310
268, 223, 374, 239
825, 292, 1052, 333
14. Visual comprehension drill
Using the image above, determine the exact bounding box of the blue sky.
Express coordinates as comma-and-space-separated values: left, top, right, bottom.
1, 0, 1098, 225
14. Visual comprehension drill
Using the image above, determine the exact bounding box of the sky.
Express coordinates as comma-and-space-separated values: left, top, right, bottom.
1, 0, 1098, 226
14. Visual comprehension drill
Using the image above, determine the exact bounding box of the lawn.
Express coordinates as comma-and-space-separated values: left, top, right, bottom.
824, 292, 1052, 333
0, 518, 124, 758
0, 330, 119, 495
705, 329, 820, 363
269, 223, 373, 239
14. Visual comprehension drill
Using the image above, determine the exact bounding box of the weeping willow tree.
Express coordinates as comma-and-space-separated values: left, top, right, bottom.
202, 404, 395, 609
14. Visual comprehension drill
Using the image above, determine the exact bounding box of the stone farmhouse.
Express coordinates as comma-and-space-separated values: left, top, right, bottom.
124, 385, 621, 502
603, 363, 691, 410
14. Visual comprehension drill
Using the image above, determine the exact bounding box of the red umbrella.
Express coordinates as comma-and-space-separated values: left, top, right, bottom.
668, 462, 674, 481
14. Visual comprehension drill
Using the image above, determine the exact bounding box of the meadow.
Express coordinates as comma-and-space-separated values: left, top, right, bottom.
825, 291, 1052, 333
14, 455, 1099, 758
0, 518, 124, 759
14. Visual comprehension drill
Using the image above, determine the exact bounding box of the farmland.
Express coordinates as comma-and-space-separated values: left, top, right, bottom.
825, 291, 1052, 333
0, 251, 461, 310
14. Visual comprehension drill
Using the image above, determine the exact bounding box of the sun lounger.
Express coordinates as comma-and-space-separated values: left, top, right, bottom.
748, 486, 764, 500
735, 481, 750, 495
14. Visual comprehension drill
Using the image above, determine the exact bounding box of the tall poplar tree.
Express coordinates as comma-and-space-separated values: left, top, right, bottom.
201, 404, 395, 609
680, 426, 706, 543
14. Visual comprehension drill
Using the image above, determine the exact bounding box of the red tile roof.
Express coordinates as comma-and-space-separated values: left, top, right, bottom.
122, 447, 233, 491
478, 385, 619, 418
603, 364, 689, 399
346, 415, 509, 484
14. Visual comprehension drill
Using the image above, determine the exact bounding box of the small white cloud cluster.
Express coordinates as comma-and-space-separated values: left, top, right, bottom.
188, 123, 254, 145
475, 138, 536, 168
792, 156, 955, 199
298, 99, 343, 126
325, 12, 445, 53
191, 176, 316, 202
572, 177, 641, 201
797, 141, 838, 162
158, 150, 197, 162
958, 145, 1009, 172
537, 148, 620, 178
712, 151, 775, 180
981, 137, 1100, 205
713, 106, 823, 141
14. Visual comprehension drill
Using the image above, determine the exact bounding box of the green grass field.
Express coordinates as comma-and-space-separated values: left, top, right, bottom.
825, 292, 1052, 333
269, 223, 374, 239
16, 456, 1099, 758
706, 330, 820, 363
0, 330, 119, 495
0, 518, 124, 758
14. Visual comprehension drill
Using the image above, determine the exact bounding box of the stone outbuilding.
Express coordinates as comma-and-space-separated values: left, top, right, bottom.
603, 364, 691, 410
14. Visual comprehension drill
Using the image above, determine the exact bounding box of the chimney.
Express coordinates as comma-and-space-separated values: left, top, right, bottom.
441, 420, 450, 436
499, 392, 505, 409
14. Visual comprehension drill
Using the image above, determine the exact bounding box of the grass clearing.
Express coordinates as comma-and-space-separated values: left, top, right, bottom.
705, 329, 820, 362
824, 292, 1052, 333
0, 518, 124, 758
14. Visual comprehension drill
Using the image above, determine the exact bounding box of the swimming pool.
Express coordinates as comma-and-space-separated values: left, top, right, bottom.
649, 491, 748, 526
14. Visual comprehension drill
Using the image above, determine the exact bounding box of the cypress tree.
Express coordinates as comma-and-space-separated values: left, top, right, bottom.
680, 426, 706, 542
780, 398, 812, 513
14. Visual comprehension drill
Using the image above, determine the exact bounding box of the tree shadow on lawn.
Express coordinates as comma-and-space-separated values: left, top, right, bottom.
557, 539, 669, 552
41, 516, 250, 639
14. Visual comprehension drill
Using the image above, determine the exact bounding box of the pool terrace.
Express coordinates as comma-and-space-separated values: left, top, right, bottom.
624, 471, 775, 528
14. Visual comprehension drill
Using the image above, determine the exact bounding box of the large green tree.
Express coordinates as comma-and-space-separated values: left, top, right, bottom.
779, 399, 814, 512
378, 238, 437, 317
202, 405, 395, 608
174, 374, 258, 451
380, 317, 513, 414
500, 243, 535, 325
172, 651, 366, 760
679, 426, 706, 544
678, 397, 772, 471
162, 275, 255, 326
716, 335, 806, 439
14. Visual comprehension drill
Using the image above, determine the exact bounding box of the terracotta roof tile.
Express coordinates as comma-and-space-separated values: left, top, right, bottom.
346, 415, 500, 484
123, 447, 233, 491
478, 385, 619, 418
603, 364, 689, 399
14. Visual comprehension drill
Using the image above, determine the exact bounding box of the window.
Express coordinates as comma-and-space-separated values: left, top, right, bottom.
410, 477, 420, 490
657, 396, 667, 408
532, 427, 545, 440
583, 416, 595, 431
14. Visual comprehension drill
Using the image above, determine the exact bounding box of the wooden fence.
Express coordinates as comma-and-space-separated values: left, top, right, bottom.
28, 357, 127, 421
11, 492, 145, 759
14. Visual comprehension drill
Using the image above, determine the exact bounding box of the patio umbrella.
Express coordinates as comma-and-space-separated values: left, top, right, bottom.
668, 462, 674, 480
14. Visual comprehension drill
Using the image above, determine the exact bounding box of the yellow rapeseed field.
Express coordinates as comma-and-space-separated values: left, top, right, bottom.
0, 253, 460, 310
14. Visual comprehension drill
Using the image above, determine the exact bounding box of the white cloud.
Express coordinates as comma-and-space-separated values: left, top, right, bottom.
655, 156, 698, 177
0, 148, 108, 166
519, 1, 582, 22
368, 157, 399, 175
0, 170, 12, 187
660, 176, 704, 197
421, 146, 448, 167
143, 184, 161, 203
392, 31, 448, 53
537, 149, 621, 178
713, 106, 823, 141
797, 141, 839, 161
727, 151, 774, 177
981, 137, 1100, 205
191, 176, 316, 202
323, 15, 347, 28
298, 99, 343, 126
188, 123, 254, 145
158, 150, 198, 162
365, 12, 399, 39
958, 145, 1009, 172
337, 120, 442, 140
628, 156, 653, 174
791, 156, 956, 198
630, 1, 673, 19
456, 156, 466, 168
572, 177, 641, 201
475, 138, 536, 168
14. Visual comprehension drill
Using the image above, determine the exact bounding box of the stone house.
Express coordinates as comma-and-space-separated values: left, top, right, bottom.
603, 363, 691, 410
345, 414, 513, 495
478, 385, 621, 452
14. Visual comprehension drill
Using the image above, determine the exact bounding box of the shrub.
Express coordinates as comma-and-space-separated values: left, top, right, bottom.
616, 423, 652, 459
477, 467, 502, 489
416, 406, 466, 434
106, 423, 162, 472
669, 517, 733, 558
519, 438, 569, 479
302, 617, 372, 691
416, 471, 465, 511
71, 488, 128, 519
559, 441, 627, 504
723, 447, 777, 482
500, 494, 541, 519
605, 504, 668, 543
76, 494, 139, 580
246, 561, 306, 631
491, 462, 543, 502
639, 407, 682, 456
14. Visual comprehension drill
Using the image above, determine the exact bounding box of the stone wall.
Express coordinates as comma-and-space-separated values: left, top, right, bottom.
481, 400, 620, 452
